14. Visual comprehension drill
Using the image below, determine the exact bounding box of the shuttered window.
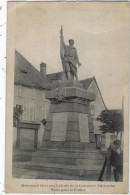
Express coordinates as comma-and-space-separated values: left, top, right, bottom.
22, 106, 35, 121
42, 107, 46, 118
90, 105, 95, 116
23, 106, 27, 120
31, 88, 36, 100
30, 107, 35, 121
16, 85, 22, 98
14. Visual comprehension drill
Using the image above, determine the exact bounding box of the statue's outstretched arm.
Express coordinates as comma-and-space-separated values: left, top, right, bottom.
60, 25, 66, 48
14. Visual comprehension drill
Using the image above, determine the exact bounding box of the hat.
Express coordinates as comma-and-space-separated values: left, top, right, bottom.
69, 39, 74, 43
114, 140, 121, 145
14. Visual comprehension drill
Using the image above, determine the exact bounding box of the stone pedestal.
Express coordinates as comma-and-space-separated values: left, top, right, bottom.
16, 121, 40, 150
41, 81, 96, 150
18, 81, 105, 180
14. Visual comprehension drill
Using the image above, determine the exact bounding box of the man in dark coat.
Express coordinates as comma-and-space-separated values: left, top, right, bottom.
98, 139, 123, 182
110, 140, 123, 181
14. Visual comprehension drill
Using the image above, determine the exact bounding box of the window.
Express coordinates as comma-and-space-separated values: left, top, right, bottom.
16, 85, 22, 98
42, 107, 46, 118
43, 93, 45, 100
22, 106, 27, 120
44, 100, 49, 118
30, 107, 35, 121
22, 106, 35, 121
90, 105, 95, 116
42, 100, 49, 118
31, 88, 36, 100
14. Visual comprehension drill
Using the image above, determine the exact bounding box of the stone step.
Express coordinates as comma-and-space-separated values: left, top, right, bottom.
32, 154, 103, 166
13, 150, 34, 162
33, 150, 103, 159
41, 146, 97, 151
41, 141, 96, 149
13, 165, 101, 180
14, 152, 104, 167
14, 161, 102, 178
40, 147, 98, 152
32, 148, 104, 166
40, 146, 101, 152
13, 154, 32, 162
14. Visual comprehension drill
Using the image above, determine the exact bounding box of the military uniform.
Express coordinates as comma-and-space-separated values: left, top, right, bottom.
63, 45, 80, 75
60, 29, 80, 79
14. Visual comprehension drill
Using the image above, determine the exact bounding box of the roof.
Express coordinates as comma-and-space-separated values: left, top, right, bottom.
46, 72, 63, 81
80, 77, 107, 109
15, 50, 51, 90
80, 78, 93, 90
46, 73, 94, 91
108, 109, 122, 114
93, 77, 107, 109
46, 72, 94, 91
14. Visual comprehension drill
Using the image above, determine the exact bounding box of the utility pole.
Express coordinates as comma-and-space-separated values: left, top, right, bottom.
120, 96, 124, 152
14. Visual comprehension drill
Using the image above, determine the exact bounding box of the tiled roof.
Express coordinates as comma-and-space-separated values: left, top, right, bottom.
14, 50, 51, 90
46, 72, 63, 81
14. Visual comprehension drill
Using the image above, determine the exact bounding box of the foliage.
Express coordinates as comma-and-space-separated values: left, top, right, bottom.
97, 110, 123, 134
13, 105, 23, 127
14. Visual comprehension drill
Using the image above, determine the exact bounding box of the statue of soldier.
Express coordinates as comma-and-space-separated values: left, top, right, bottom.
60, 26, 81, 81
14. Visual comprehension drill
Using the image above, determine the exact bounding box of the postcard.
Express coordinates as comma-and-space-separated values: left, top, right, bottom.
5, 1, 129, 193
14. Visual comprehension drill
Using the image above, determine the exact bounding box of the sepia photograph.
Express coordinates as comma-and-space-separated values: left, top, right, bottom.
5, 1, 129, 193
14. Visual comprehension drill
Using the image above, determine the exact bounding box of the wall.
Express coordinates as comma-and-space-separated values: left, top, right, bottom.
13, 84, 50, 146
14, 85, 51, 120
87, 80, 106, 132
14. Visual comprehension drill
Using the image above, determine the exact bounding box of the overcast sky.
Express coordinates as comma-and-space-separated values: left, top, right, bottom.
13, 2, 129, 109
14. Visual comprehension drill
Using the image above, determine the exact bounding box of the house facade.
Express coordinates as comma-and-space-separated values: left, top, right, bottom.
13, 50, 51, 147
14, 85, 50, 122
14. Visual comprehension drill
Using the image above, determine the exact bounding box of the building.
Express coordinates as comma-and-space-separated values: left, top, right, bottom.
80, 77, 107, 132
13, 50, 51, 148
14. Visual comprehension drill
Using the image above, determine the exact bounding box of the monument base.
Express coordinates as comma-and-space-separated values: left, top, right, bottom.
31, 81, 104, 179
13, 81, 104, 180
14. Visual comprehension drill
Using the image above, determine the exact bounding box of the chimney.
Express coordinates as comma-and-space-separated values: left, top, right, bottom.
40, 62, 46, 78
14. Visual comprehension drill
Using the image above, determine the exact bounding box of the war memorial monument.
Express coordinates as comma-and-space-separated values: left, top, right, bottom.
27, 27, 105, 180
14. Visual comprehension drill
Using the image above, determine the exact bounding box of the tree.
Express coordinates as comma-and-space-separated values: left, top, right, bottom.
13, 105, 23, 127
97, 110, 123, 134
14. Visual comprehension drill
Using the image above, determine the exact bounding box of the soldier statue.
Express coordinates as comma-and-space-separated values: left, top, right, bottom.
60, 26, 81, 81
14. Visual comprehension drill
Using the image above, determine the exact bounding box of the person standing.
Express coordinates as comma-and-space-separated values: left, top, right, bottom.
110, 140, 123, 181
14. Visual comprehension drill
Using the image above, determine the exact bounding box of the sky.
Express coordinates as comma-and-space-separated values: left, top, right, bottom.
11, 2, 129, 109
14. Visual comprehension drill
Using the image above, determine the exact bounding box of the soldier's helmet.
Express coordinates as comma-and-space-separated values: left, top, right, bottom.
69, 39, 74, 45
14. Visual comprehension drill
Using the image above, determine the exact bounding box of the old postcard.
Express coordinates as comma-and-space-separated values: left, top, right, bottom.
5, 1, 129, 194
